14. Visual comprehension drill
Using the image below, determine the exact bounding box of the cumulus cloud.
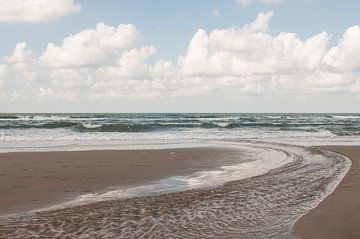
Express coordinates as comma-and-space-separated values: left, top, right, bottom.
4, 42, 41, 81
322, 26, 360, 72
178, 11, 329, 77
234, 0, 282, 7
1, 22, 158, 100
40, 23, 141, 68
0, 0, 81, 23
1, 12, 360, 104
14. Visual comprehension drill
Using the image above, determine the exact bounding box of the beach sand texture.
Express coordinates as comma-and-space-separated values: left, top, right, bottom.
294, 146, 360, 239
0, 145, 357, 238
0, 148, 241, 216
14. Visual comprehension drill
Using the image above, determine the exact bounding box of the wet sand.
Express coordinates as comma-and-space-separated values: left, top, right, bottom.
1, 145, 358, 238
294, 146, 360, 239
0, 147, 242, 216
1, 143, 349, 238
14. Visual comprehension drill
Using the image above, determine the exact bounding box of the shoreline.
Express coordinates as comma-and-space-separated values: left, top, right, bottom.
293, 145, 360, 239
0, 147, 243, 216
1, 144, 358, 238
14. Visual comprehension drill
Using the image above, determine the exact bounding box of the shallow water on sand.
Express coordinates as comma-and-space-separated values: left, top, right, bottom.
0, 142, 351, 238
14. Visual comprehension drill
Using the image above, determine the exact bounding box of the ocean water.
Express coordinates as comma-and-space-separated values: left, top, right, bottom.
0, 113, 359, 152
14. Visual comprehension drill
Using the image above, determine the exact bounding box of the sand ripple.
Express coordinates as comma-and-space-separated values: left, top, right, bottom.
0, 143, 350, 238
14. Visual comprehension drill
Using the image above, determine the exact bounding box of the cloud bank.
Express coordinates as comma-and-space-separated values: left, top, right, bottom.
0, 0, 81, 22
1, 11, 360, 105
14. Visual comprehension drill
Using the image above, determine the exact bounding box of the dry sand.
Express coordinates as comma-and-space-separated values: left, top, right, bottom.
0, 147, 241, 216
294, 146, 360, 239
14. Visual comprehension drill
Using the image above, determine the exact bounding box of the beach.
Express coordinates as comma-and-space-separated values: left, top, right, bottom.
1, 0, 359, 236
0, 147, 243, 216
0, 141, 353, 238
294, 146, 360, 239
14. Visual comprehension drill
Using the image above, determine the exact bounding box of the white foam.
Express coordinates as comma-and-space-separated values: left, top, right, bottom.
331, 115, 360, 119
82, 122, 103, 129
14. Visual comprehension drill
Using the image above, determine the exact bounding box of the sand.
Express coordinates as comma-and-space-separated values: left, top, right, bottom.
2, 145, 360, 238
0, 147, 242, 216
294, 146, 360, 239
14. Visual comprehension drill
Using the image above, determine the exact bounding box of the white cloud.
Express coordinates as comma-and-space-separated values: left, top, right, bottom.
178, 12, 329, 77
212, 8, 220, 17
1, 12, 360, 105
0, 0, 81, 23
234, 0, 282, 7
4, 42, 41, 81
40, 23, 141, 68
0, 67, 5, 87
322, 25, 360, 72
0, 64, 9, 82
1, 22, 158, 101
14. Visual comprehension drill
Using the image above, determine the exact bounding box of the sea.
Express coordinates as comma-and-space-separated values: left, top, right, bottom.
0, 113, 359, 152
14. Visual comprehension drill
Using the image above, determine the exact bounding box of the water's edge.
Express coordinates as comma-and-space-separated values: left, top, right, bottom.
289, 147, 352, 239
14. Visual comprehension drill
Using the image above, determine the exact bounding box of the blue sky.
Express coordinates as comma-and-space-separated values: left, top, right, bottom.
0, 0, 360, 112
2, 0, 360, 61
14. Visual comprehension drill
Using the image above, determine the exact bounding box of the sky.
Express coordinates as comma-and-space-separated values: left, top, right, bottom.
0, 0, 359, 113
